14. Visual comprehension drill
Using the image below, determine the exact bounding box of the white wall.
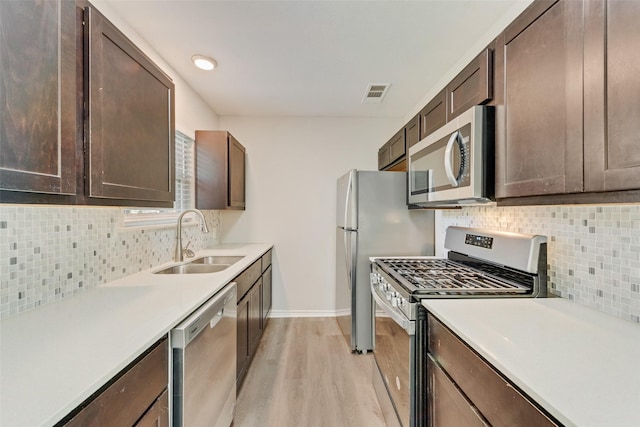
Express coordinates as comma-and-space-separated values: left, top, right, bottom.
93, 0, 220, 135
402, 0, 534, 123
218, 116, 398, 315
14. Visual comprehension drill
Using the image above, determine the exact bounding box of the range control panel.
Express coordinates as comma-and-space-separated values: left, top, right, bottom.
465, 233, 494, 249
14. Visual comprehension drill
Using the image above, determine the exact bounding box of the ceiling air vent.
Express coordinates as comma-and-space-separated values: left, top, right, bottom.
362, 83, 391, 104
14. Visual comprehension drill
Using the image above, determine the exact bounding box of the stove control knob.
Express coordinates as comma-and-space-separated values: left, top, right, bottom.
391, 297, 400, 307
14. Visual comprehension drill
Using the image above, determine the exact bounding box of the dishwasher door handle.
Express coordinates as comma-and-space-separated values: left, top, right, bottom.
209, 309, 224, 329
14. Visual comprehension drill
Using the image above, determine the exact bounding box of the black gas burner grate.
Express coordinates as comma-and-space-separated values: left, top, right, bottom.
376, 258, 530, 295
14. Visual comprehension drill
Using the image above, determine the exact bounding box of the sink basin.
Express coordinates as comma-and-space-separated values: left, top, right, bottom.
188, 255, 244, 265
154, 264, 230, 275
153, 255, 244, 275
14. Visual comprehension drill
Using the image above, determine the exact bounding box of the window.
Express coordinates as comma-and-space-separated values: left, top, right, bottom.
175, 130, 195, 211
122, 130, 195, 227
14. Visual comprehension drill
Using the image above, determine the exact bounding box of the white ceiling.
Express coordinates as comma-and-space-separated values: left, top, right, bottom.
105, 0, 524, 118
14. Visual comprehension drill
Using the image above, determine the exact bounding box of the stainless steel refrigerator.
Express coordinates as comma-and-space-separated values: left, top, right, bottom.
336, 169, 434, 353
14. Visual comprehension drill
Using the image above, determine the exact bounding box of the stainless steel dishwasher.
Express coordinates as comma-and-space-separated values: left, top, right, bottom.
171, 282, 237, 427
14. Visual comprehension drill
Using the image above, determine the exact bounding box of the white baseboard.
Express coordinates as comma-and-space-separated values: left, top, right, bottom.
267, 309, 387, 319
268, 309, 339, 318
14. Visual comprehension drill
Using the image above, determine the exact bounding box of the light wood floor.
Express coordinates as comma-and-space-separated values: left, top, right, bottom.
233, 317, 388, 427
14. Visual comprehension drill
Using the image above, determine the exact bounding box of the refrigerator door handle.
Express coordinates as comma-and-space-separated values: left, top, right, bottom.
344, 231, 352, 289
344, 170, 354, 230
344, 232, 350, 289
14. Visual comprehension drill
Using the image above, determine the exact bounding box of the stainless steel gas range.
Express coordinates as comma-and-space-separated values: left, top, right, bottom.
370, 226, 548, 427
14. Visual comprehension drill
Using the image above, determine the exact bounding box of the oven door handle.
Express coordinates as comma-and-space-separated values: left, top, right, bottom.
371, 282, 415, 335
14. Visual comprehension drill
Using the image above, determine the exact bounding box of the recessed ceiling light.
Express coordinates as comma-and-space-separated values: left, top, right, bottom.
191, 54, 217, 71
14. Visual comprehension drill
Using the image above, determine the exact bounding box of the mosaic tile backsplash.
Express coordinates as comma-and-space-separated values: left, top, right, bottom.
0, 206, 220, 318
438, 205, 640, 323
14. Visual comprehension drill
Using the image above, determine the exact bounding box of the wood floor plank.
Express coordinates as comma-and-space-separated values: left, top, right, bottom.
234, 318, 387, 427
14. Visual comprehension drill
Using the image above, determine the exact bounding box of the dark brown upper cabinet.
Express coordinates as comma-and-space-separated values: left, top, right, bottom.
378, 128, 406, 171
0, 0, 79, 202
195, 130, 246, 210
84, 6, 175, 206
495, 0, 640, 204
378, 116, 421, 172
388, 129, 405, 165
420, 89, 447, 140
583, 0, 640, 193
495, 0, 584, 199
1, 1, 175, 207
405, 114, 421, 150
446, 48, 493, 121
378, 143, 390, 170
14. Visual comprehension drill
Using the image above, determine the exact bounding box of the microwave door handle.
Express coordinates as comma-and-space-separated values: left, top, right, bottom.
444, 131, 460, 187
426, 169, 434, 201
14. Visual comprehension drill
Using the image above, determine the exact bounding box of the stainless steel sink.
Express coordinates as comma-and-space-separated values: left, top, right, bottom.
153, 255, 244, 274
154, 264, 230, 275
188, 255, 244, 265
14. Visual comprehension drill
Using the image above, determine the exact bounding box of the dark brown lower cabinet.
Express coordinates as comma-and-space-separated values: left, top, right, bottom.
427, 314, 558, 427
62, 338, 168, 427
135, 390, 169, 427
427, 356, 488, 427
236, 249, 273, 390
262, 265, 272, 328
236, 278, 261, 386
248, 279, 263, 354
236, 292, 250, 383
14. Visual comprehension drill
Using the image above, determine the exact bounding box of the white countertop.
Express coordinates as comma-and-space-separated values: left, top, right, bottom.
0, 243, 272, 427
422, 298, 640, 427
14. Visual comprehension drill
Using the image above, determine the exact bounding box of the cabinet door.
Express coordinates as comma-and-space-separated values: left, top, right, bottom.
427, 356, 489, 427
248, 278, 263, 354
446, 48, 493, 120
228, 134, 246, 209
262, 265, 272, 328
428, 315, 558, 427
584, 0, 640, 192
135, 389, 168, 427
65, 339, 168, 427
496, 0, 583, 198
405, 114, 421, 149
85, 6, 175, 206
378, 143, 390, 170
420, 89, 447, 140
0, 0, 78, 198
389, 129, 405, 165
236, 296, 250, 382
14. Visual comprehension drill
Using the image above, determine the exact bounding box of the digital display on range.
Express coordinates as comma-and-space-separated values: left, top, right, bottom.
465, 233, 493, 249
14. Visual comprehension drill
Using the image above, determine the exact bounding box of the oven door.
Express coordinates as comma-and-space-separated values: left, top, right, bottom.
371, 280, 415, 427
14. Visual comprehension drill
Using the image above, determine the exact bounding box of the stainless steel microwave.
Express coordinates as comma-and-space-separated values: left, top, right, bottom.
407, 105, 494, 207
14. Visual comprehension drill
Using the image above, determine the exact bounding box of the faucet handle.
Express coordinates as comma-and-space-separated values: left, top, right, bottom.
183, 241, 195, 258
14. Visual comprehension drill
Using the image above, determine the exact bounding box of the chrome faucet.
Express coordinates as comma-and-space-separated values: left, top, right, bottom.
174, 209, 210, 262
